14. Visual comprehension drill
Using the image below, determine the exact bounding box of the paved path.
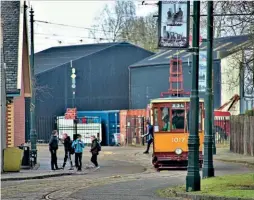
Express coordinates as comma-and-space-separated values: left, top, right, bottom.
1, 146, 253, 200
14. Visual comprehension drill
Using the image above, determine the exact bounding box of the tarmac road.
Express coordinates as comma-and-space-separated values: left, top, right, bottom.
1, 146, 253, 200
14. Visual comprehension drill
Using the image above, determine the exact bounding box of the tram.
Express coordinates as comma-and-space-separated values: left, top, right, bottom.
149, 97, 205, 170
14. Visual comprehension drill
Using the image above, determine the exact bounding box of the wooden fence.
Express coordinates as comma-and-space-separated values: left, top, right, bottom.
230, 116, 254, 156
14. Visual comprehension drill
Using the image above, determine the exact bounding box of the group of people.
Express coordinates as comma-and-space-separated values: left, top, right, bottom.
49, 130, 100, 171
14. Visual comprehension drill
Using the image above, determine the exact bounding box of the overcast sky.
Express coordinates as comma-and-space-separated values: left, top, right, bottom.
29, 1, 157, 52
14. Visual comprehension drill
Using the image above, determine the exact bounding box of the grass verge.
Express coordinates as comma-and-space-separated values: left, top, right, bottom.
158, 173, 254, 199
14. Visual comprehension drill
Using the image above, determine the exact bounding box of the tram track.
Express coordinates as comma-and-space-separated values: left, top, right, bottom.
41, 172, 185, 200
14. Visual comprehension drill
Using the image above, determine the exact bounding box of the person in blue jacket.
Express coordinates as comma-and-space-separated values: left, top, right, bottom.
72, 134, 85, 171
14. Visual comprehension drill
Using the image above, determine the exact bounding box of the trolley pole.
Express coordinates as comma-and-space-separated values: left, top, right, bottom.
203, 1, 215, 178
186, 0, 201, 192
29, 7, 37, 165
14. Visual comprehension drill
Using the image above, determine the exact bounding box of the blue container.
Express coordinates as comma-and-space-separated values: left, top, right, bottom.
77, 110, 120, 146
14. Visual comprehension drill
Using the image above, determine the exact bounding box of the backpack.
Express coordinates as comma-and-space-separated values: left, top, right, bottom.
97, 141, 101, 152
69, 140, 75, 155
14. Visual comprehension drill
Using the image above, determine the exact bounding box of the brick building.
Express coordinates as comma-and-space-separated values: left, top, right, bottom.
1, 1, 31, 147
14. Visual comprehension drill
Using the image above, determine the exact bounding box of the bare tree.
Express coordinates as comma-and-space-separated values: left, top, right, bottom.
32, 77, 53, 102
120, 12, 158, 52
90, 0, 136, 42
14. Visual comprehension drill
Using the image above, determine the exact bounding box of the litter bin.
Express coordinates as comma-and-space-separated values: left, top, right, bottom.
3, 147, 23, 172
18, 145, 30, 166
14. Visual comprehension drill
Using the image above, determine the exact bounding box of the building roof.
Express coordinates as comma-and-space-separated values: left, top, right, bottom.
1, 1, 22, 95
150, 97, 204, 103
130, 35, 252, 68
35, 42, 145, 75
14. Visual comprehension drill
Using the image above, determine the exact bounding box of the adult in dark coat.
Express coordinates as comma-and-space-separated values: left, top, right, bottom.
49, 130, 59, 170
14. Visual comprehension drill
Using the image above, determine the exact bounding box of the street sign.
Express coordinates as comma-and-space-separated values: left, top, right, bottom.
71, 74, 76, 79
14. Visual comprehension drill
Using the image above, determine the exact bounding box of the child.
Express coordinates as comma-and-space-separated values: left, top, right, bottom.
72, 134, 85, 171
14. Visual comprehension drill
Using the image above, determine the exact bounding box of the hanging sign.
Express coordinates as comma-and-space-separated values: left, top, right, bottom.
158, 0, 190, 48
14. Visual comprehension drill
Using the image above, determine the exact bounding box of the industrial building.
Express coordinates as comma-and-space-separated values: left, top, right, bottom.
33, 42, 153, 117
129, 35, 253, 113
26, 42, 153, 141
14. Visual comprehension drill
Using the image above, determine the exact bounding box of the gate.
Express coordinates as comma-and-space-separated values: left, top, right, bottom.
57, 116, 102, 145
33, 116, 102, 145
126, 116, 145, 145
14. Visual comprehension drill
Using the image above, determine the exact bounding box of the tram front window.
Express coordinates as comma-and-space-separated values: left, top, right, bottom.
160, 107, 170, 131
172, 110, 185, 129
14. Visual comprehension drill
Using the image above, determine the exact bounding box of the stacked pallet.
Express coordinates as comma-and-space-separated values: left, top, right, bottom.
64, 108, 77, 119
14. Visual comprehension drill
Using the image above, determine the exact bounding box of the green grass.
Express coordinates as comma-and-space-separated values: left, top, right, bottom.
158, 173, 254, 199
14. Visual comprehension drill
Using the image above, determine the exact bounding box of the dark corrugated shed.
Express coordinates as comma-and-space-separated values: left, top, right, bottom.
34, 42, 153, 117
28, 42, 153, 141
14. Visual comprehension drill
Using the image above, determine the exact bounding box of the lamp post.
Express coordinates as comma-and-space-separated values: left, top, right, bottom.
29, 7, 37, 165
70, 60, 76, 108
186, 0, 201, 192
203, 1, 215, 178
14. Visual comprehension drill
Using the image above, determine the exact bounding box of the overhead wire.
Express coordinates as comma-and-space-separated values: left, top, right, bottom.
34, 20, 130, 44
34, 20, 114, 33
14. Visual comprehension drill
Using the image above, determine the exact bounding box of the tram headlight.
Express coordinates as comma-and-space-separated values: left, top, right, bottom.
175, 148, 183, 155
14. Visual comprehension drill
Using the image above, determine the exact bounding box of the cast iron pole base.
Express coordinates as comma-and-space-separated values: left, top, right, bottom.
186, 135, 201, 192
202, 136, 214, 178
30, 129, 37, 165
186, 173, 201, 192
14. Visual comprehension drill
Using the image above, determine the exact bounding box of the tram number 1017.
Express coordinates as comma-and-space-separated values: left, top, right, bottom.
172, 138, 185, 143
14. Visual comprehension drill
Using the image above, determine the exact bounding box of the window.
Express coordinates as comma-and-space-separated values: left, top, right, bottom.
199, 107, 202, 131
153, 108, 160, 132
153, 108, 158, 126
172, 109, 185, 130
160, 107, 170, 131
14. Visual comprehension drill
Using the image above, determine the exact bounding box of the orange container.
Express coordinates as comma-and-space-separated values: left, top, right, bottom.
120, 110, 128, 144
127, 109, 146, 117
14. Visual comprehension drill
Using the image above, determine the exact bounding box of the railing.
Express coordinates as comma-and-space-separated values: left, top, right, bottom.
214, 115, 230, 145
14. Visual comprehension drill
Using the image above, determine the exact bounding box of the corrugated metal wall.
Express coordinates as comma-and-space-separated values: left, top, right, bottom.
129, 60, 221, 109
34, 44, 152, 118
27, 44, 152, 141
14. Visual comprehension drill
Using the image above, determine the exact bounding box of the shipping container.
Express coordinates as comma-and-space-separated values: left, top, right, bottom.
77, 110, 120, 146
127, 109, 146, 117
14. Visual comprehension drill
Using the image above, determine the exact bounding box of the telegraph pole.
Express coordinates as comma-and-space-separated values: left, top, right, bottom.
186, 0, 201, 192
203, 1, 215, 178
30, 7, 37, 165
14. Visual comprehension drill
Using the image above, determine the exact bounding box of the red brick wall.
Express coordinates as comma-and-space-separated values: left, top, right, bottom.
13, 72, 25, 146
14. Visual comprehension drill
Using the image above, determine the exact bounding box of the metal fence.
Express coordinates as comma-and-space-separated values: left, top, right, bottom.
214, 117, 230, 144
125, 116, 145, 146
